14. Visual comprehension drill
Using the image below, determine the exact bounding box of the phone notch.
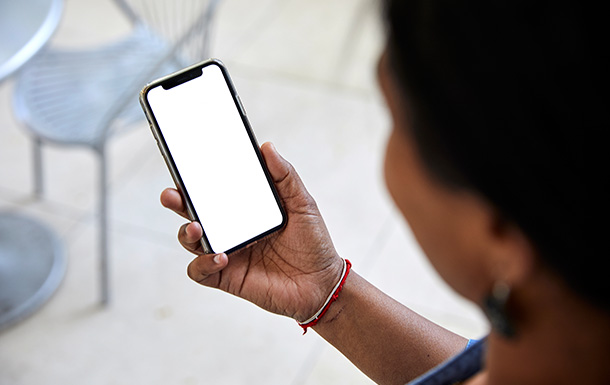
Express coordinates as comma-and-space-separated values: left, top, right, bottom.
162, 67, 203, 90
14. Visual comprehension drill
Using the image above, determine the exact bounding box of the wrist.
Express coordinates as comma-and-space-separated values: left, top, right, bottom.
312, 268, 357, 330
292, 256, 344, 322
297, 259, 352, 333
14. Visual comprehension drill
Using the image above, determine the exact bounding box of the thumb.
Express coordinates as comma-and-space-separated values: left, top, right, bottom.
260, 142, 316, 207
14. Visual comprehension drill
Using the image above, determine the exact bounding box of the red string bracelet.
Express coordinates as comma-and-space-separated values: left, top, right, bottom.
298, 259, 352, 334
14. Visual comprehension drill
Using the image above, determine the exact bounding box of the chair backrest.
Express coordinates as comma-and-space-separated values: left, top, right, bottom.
114, 0, 221, 64
96, 0, 222, 141
11, 0, 223, 151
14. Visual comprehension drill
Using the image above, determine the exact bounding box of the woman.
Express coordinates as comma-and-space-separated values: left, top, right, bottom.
160, 1, 609, 384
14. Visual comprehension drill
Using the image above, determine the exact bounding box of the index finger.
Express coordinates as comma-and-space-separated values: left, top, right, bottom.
160, 187, 190, 220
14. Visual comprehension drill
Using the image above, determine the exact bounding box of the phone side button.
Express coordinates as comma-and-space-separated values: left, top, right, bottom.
236, 95, 247, 116
157, 142, 167, 157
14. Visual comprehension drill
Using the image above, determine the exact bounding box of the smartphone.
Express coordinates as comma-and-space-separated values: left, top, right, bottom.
139, 59, 286, 255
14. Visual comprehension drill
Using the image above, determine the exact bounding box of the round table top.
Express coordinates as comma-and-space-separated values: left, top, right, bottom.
0, 212, 65, 332
0, 0, 63, 82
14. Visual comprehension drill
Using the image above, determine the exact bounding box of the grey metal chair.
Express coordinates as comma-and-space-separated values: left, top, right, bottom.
12, 0, 222, 305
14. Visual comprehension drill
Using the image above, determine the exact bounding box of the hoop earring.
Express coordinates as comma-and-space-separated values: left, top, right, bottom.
483, 281, 517, 338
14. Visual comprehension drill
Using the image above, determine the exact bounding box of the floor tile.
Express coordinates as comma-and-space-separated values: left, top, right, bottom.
228, 0, 383, 92
301, 344, 375, 385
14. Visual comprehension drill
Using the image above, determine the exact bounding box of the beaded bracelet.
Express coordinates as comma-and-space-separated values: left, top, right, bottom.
298, 259, 352, 334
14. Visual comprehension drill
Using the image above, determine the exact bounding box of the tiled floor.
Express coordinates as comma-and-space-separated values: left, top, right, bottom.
0, 0, 489, 384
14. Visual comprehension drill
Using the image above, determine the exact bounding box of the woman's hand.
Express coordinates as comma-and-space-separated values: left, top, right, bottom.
160, 142, 343, 322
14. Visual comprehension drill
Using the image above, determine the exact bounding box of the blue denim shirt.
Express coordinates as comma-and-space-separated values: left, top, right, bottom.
406, 338, 486, 385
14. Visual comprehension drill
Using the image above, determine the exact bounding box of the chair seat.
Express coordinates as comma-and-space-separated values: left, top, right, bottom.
13, 25, 180, 147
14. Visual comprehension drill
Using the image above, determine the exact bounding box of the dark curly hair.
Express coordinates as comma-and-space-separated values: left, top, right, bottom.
383, 0, 607, 310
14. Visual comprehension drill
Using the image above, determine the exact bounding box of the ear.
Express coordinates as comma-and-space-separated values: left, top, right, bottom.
485, 213, 537, 288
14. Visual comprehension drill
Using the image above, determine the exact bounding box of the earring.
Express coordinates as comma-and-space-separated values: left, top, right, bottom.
483, 281, 517, 338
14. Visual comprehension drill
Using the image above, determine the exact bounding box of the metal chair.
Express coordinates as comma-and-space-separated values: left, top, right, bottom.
12, 0, 222, 305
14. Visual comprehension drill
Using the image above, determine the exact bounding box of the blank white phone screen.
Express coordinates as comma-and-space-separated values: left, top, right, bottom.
147, 64, 283, 253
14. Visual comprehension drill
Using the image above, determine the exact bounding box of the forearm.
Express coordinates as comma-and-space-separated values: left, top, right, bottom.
312, 271, 468, 385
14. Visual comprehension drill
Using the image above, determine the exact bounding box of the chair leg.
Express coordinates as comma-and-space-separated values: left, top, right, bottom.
33, 137, 44, 197
97, 147, 110, 305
